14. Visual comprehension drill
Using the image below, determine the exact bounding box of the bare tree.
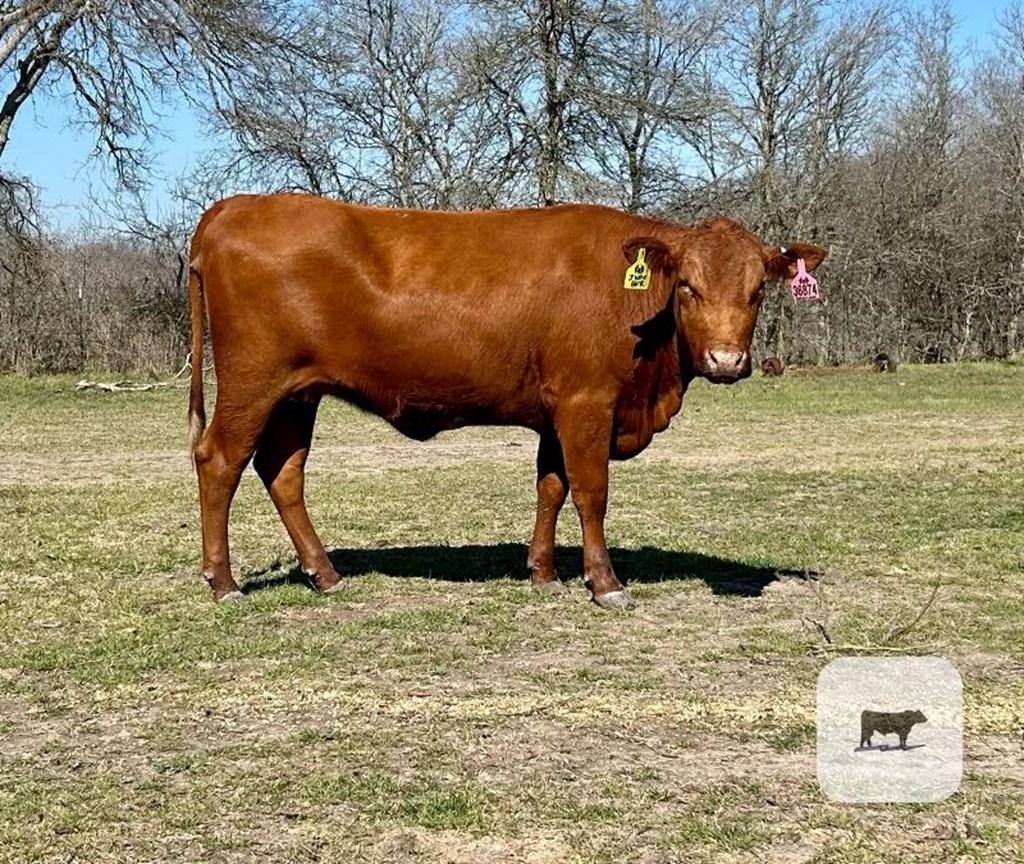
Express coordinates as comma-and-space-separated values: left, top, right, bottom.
0, 170, 40, 369
707, 0, 895, 360
869, 3, 973, 362
463, 0, 618, 206
971, 2, 1024, 356
0, 0, 318, 189
199, 0, 528, 209
579, 0, 720, 212
327, 0, 524, 207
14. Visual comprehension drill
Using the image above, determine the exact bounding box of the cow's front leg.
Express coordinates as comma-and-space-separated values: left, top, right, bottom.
527, 428, 569, 594
555, 403, 636, 610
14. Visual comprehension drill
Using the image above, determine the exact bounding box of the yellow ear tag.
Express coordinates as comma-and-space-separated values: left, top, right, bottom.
624, 247, 651, 290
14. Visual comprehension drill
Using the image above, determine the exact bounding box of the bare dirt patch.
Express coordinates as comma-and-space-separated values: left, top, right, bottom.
0, 694, 62, 759
370, 828, 573, 864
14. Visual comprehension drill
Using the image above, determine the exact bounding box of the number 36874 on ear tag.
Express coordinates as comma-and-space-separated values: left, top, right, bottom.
791, 258, 819, 301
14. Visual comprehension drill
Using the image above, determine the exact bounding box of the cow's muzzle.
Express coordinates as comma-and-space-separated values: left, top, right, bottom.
701, 349, 751, 384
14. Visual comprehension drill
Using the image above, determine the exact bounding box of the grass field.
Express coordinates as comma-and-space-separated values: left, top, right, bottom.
0, 364, 1022, 863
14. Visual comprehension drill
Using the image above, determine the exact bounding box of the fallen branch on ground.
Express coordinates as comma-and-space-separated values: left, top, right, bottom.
74, 354, 208, 392
75, 378, 188, 392
809, 642, 948, 655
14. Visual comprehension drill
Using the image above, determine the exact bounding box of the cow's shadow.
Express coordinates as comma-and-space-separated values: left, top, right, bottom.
855, 743, 927, 753
242, 543, 816, 598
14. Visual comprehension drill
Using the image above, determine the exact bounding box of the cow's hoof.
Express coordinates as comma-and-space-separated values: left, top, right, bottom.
593, 589, 636, 611
306, 566, 344, 594
216, 590, 245, 604
532, 578, 568, 595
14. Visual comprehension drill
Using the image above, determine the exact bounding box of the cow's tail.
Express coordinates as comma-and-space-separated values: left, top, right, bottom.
187, 253, 206, 451
187, 200, 231, 451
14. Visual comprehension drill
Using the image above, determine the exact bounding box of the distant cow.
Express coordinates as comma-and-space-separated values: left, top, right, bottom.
860, 709, 927, 749
188, 195, 826, 608
761, 356, 784, 377
874, 352, 896, 373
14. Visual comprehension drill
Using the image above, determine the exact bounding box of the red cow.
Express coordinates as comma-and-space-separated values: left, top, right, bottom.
188, 196, 826, 609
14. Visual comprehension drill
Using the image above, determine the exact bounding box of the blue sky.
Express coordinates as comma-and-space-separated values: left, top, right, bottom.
2, 0, 1014, 230
4, 92, 206, 230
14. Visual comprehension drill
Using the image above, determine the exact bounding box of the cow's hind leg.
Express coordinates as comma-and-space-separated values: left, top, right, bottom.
194, 394, 277, 601
253, 394, 343, 593
526, 428, 568, 594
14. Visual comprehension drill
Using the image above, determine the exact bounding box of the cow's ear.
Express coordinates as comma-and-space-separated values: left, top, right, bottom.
765, 242, 827, 281
622, 237, 676, 276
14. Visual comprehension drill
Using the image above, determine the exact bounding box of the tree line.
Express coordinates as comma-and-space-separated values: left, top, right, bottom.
1, 0, 1022, 372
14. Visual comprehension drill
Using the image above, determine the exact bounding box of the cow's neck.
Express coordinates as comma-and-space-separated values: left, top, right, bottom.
612, 289, 686, 460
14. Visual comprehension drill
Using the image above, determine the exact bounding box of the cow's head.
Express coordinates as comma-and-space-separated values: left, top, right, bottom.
625, 220, 826, 383
910, 710, 928, 724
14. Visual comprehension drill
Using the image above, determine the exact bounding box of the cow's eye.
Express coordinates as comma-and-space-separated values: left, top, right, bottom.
678, 281, 699, 300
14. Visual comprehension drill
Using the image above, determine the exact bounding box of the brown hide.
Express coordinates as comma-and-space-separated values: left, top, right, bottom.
188, 195, 825, 607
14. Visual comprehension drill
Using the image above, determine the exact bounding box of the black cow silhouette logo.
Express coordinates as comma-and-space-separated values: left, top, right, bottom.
859, 709, 927, 750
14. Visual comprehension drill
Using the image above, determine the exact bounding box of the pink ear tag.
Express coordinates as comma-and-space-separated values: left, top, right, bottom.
790, 258, 819, 301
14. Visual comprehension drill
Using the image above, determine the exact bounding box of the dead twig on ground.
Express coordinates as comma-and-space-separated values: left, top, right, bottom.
802, 574, 942, 652
609, 730, 684, 760
801, 570, 833, 645
882, 580, 941, 644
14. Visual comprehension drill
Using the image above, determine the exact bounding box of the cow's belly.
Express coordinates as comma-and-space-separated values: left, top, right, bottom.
324, 348, 546, 440
387, 400, 533, 440
333, 385, 542, 440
